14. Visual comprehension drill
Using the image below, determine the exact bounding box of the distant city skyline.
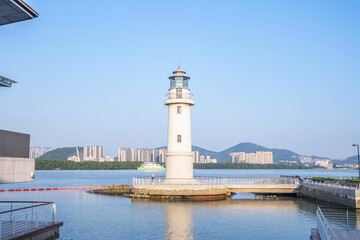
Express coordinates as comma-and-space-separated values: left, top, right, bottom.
2, 1, 359, 159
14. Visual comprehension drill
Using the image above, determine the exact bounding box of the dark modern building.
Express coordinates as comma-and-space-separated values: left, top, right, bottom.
1, 0, 38, 183
0, 0, 38, 26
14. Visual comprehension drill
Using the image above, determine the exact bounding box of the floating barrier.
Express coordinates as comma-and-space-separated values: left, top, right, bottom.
0, 185, 131, 192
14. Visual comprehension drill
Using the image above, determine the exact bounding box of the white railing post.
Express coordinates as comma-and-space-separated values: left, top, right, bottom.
25, 210, 28, 233
52, 203, 56, 223
12, 212, 15, 236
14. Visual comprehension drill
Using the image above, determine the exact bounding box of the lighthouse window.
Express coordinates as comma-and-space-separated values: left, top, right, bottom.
177, 135, 182, 143
183, 79, 188, 88
177, 106, 182, 114
175, 77, 183, 87
170, 78, 175, 88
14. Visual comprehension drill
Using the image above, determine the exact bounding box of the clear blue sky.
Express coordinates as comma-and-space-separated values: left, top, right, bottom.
1, 0, 359, 158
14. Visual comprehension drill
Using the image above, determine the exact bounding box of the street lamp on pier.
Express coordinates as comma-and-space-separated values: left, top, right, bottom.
352, 144, 360, 179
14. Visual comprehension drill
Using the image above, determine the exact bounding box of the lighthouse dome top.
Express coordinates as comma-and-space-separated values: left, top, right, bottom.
169, 66, 190, 79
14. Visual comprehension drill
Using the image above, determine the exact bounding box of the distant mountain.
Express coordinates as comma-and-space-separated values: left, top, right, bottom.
332, 155, 359, 165
218, 142, 300, 163
159, 143, 301, 163
38, 147, 83, 160
38, 143, 336, 164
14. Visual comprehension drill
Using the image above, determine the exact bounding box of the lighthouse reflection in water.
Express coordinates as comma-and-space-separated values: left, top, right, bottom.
130, 195, 320, 240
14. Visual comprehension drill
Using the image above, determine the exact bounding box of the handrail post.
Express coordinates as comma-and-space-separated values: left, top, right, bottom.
36, 207, 38, 229
45, 205, 48, 225
12, 212, 15, 236
25, 210, 28, 232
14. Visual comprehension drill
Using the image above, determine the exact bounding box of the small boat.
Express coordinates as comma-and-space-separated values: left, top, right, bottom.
137, 162, 165, 171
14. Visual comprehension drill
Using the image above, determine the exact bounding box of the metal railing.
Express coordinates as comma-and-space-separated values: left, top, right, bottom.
165, 93, 194, 100
303, 179, 360, 189
316, 207, 360, 240
0, 201, 56, 240
317, 207, 338, 240
132, 176, 300, 187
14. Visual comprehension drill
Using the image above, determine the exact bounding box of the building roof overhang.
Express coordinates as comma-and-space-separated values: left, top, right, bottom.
0, 75, 17, 87
0, 0, 39, 26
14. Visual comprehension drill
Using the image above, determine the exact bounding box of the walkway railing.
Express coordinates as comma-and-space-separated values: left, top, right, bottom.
317, 207, 338, 240
303, 179, 359, 189
132, 177, 299, 186
0, 201, 56, 240
316, 207, 360, 240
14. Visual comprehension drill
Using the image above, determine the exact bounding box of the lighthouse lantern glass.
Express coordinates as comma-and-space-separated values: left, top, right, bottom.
175, 77, 183, 88
170, 77, 175, 88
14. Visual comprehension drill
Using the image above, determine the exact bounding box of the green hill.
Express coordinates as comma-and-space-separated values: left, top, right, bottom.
38, 147, 83, 160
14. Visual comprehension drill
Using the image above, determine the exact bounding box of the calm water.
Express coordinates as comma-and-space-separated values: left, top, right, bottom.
0, 169, 357, 240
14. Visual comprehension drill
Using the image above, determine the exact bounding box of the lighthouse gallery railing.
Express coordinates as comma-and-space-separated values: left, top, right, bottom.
165, 93, 194, 100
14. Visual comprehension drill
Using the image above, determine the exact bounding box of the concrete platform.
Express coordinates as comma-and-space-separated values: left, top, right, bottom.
131, 185, 228, 196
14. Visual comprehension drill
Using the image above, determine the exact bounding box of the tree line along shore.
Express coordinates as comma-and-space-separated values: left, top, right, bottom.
35, 159, 313, 170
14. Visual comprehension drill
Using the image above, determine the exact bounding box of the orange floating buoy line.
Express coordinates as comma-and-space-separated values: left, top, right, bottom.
0, 185, 131, 192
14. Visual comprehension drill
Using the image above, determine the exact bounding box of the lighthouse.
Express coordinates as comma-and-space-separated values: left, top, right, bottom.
165, 66, 195, 181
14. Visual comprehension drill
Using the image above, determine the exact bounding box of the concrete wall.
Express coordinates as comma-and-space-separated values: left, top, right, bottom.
0, 129, 30, 158
0, 157, 35, 184
300, 182, 360, 207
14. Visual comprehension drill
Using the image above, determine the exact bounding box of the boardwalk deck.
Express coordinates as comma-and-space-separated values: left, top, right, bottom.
0, 221, 63, 240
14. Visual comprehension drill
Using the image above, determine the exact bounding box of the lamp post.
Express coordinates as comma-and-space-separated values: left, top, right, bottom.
352, 144, 360, 179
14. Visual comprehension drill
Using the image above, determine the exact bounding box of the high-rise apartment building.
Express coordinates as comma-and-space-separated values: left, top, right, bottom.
29, 146, 52, 159
83, 145, 103, 161
118, 148, 168, 162
193, 151, 199, 163
118, 148, 132, 162
229, 151, 273, 164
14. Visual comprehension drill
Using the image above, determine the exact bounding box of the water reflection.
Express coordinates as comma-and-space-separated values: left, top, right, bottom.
131, 195, 319, 240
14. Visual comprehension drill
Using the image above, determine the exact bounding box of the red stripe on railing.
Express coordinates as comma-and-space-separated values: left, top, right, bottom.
24, 188, 29, 191
53, 187, 59, 190
31, 188, 37, 191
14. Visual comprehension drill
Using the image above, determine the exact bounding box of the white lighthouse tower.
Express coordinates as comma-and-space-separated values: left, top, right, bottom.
165, 66, 194, 181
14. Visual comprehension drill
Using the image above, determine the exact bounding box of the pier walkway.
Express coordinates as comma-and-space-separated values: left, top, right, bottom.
132, 177, 300, 194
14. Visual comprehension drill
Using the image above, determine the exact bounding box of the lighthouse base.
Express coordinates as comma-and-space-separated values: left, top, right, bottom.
131, 185, 229, 201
